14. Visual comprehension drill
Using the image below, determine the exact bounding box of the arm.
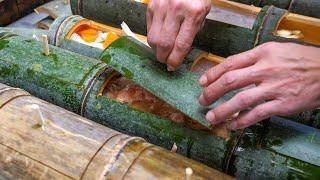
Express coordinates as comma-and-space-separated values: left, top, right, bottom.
199, 42, 320, 130
147, 0, 211, 71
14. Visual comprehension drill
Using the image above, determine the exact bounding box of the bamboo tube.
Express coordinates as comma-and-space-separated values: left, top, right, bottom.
229, 0, 320, 18
70, 0, 320, 57
37, 18, 54, 30
0, 0, 52, 26
4, 14, 317, 128
43, 15, 320, 128
0, 83, 231, 180
34, 0, 72, 19
0, 31, 236, 171
0, 27, 47, 41
2, 12, 318, 129
1, 33, 320, 178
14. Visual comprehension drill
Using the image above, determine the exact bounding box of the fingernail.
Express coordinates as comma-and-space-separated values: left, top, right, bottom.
199, 75, 207, 86
206, 111, 216, 124
167, 65, 175, 71
199, 94, 207, 106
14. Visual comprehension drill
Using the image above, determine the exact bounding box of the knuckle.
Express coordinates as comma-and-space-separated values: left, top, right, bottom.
175, 39, 191, 52
278, 103, 291, 116
203, 88, 213, 102
190, 3, 204, 15
171, 0, 183, 10
147, 0, 157, 11
147, 4, 154, 12
259, 42, 279, 52
207, 68, 217, 80
204, 0, 211, 13
221, 60, 234, 71
254, 108, 269, 119
246, 50, 259, 61
236, 93, 252, 108
147, 36, 158, 47
158, 39, 173, 50
221, 72, 235, 86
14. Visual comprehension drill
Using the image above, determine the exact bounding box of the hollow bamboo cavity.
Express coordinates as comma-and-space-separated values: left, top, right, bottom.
70, 0, 320, 57
1, 33, 320, 178
0, 83, 231, 180
0, 0, 51, 26
229, 0, 320, 18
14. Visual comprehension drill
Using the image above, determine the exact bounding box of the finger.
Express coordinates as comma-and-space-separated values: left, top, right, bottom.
205, 85, 274, 125
146, 5, 153, 33
147, 3, 166, 51
228, 100, 282, 130
156, 11, 183, 63
199, 48, 261, 87
199, 66, 260, 106
166, 18, 199, 71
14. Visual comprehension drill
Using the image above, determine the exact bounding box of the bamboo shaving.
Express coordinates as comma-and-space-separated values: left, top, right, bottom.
121, 21, 150, 47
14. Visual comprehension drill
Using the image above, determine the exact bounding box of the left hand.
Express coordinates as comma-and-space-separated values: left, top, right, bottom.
198, 42, 320, 130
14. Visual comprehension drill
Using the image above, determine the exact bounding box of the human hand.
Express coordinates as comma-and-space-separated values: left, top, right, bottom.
198, 42, 320, 130
147, 0, 211, 71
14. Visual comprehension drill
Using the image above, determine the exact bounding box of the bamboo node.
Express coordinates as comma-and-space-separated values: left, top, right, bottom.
186, 167, 193, 180
42, 35, 50, 56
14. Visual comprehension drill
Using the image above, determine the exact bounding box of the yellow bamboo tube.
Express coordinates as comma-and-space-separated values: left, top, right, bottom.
0, 83, 233, 180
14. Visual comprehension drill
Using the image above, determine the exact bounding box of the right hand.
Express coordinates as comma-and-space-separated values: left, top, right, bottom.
147, 0, 211, 71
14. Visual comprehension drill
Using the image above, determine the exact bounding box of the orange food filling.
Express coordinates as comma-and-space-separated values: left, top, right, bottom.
77, 28, 98, 43
103, 32, 120, 48
104, 75, 230, 139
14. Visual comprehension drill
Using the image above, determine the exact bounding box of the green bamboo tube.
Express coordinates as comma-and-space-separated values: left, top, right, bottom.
70, 0, 320, 57
0, 0, 52, 26
0, 31, 107, 113
0, 83, 231, 180
230, 0, 320, 18
70, 0, 147, 35
0, 27, 47, 40
1, 33, 320, 178
48, 15, 105, 59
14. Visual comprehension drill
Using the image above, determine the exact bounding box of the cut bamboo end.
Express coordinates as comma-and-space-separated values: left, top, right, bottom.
42, 35, 50, 56
276, 29, 303, 39
186, 167, 193, 180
